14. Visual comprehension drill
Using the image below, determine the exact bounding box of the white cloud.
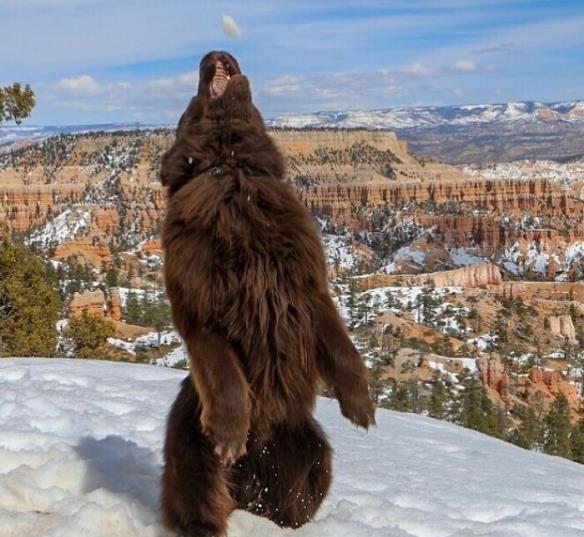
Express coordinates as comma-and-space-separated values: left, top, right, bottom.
451, 59, 477, 72
56, 75, 101, 95
265, 76, 301, 96
401, 62, 434, 77
41, 69, 203, 124
149, 71, 198, 91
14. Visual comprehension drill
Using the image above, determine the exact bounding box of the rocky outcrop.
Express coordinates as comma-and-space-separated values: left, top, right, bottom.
431, 264, 503, 288
419, 214, 584, 253
108, 290, 122, 322
69, 288, 121, 321
141, 239, 163, 257
270, 129, 409, 157
54, 240, 113, 268
358, 263, 503, 290
299, 178, 576, 223
526, 367, 580, 411
528, 367, 562, 386
0, 184, 84, 231
547, 315, 577, 343
69, 290, 107, 318
2, 130, 582, 243
500, 281, 584, 302
478, 356, 509, 402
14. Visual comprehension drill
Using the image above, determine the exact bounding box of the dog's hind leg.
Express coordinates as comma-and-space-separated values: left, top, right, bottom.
232, 416, 333, 528
161, 377, 236, 537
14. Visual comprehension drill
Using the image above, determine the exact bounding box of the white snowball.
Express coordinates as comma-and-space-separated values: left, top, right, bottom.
222, 15, 241, 39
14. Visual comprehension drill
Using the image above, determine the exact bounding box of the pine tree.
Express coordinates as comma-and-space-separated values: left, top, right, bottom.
385, 289, 396, 309
64, 311, 117, 359
512, 403, 544, 450
408, 378, 421, 414
358, 292, 372, 325
0, 83, 35, 124
124, 290, 142, 325
460, 376, 485, 430
104, 266, 119, 288
368, 361, 389, 406
142, 293, 171, 331
416, 280, 437, 328
345, 273, 358, 329
429, 378, 448, 420
570, 413, 584, 464
388, 382, 413, 412
543, 393, 572, 458
0, 238, 60, 356
456, 370, 505, 438
149, 296, 171, 341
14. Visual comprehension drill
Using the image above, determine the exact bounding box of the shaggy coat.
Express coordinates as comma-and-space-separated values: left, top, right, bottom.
160, 51, 375, 537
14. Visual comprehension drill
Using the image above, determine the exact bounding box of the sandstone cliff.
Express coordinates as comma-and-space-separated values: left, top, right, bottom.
358, 263, 503, 290
477, 356, 509, 403
69, 288, 121, 321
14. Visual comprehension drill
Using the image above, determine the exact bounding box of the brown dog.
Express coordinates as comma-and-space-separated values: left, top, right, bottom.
160, 51, 375, 537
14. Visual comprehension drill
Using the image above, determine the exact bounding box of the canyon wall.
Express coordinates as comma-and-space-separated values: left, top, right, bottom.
358, 263, 503, 290
300, 178, 576, 223
270, 129, 409, 156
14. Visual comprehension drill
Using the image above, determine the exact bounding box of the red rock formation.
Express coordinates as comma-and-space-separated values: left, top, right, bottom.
478, 356, 509, 402
547, 315, 577, 343
108, 289, 122, 322
271, 129, 409, 157
54, 240, 113, 268
69, 288, 121, 321
500, 282, 584, 302
358, 263, 503, 290
418, 215, 584, 253
526, 367, 580, 411
69, 290, 107, 318
299, 178, 578, 224
141, 239, 163, 257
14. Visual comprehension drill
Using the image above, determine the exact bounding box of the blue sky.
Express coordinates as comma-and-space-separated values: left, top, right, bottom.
1, 0, 583, 125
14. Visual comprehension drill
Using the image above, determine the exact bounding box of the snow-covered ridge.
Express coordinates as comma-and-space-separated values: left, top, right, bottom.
1, 358, 583, 537
463, 159, 584, 187
268, 100, 584, 130
0, 123, 170, 152
2, 100, 582, 154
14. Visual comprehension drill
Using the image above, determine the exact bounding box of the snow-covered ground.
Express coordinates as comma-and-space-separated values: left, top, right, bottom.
463, 160, 584, 187
25, 209, 92, 248
1, 359, 583, 537
108, 331, 181, 355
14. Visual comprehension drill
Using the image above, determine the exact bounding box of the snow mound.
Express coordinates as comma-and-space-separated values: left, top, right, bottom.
0, 359, 583, 537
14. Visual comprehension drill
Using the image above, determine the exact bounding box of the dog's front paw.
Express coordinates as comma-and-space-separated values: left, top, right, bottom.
338, 390, 376, 430
212, 433, 248, 466
201, 409, 249, 466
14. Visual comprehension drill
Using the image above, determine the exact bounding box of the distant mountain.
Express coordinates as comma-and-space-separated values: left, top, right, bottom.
267, 101, 584, 130
0, 123, 167, 152
2, 100, 583, 163
267, 101, 584, 163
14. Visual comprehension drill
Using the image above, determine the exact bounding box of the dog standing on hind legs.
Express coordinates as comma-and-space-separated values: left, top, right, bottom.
160, 50, 376, 537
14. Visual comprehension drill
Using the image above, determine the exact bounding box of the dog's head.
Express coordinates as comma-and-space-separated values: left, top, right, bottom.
161, 51, 283, 193
198, 51, 242, 99
197, 51, 254, 111
174, 51, 259, 139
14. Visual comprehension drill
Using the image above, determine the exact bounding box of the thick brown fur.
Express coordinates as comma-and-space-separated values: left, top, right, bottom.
160, 51, 375, 537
